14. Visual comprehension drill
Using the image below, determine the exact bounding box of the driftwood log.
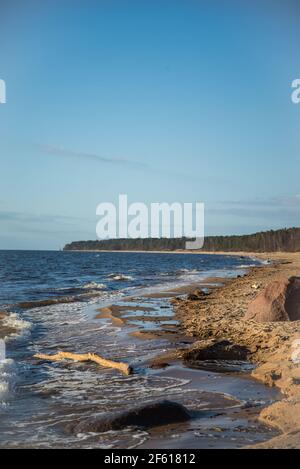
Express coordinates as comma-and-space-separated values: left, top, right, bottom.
34, 351, 132, 375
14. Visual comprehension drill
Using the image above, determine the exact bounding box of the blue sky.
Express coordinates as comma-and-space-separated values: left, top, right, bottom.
0, 0, 300, 249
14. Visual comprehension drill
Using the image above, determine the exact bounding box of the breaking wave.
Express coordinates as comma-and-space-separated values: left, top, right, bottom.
82, 282, 106, 290
2, 312, 32, 339
107, 274, 134, 281
0, 358, 15, 403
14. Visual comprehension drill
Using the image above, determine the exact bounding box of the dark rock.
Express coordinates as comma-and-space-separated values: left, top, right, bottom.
67, 400, 191, 434
245, 276, 300, 322
187, 289, 207, 301
184, 340, 250, 362
149, 362, 170, 369
284, 276, 300, 321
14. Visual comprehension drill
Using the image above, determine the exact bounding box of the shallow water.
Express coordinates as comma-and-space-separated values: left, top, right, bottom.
0, 251, 278, 448
141, 365, 279, 449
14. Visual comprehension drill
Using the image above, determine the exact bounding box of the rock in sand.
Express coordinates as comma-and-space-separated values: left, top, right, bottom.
67, 400, 191, 434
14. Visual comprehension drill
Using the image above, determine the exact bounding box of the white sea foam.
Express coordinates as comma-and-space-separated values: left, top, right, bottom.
178, 268, 199, 274
0, 358, 15, 403
2, 313, 32, 340
82, 282, 106, 290
260, 259, 272, 265
0, 312, 30, 404
107, 273, 133, 281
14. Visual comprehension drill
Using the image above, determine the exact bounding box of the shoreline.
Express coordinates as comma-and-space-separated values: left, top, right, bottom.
63, 248, 270, 256
173, 251, 300, 448
0, 252, 281, 448
2, 251, 297, 447
92, 268, 282, 447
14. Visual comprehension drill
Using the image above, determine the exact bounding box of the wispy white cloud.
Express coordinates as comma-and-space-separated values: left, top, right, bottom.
0, 210, 85, 224
35, 143, 148, 169
208, 195, 300, 223
0, 210, 95, 237
34, 142, 229, 184
216, 195, 300, 208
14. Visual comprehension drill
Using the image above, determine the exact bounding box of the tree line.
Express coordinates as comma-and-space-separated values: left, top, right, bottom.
64, 227, 300, 252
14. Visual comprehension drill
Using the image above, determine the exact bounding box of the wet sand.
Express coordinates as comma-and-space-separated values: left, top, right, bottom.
90, 269, 284, 447
140, 363, 279, 449
172, 252, 300, 448
93, 253, 300, 448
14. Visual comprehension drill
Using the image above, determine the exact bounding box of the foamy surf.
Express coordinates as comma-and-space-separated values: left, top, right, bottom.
107, 274, 134, 281
0, 358, 15, 402
82, 282, 106, 290
0, 250, 267, 448
0, 312, 31, 404
2, 313, 32, 341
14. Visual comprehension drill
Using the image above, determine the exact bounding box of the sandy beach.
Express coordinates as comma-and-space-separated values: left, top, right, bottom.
86, 252, 300, 448
171, 252, 300, 448
1, 250, 299, 448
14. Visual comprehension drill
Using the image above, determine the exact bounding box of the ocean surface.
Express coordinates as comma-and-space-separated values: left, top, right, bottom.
0, 250, 278, 448
0, 250, 261, 307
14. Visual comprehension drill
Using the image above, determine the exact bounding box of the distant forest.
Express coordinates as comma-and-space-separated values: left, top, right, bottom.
64, 227, 300, 252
